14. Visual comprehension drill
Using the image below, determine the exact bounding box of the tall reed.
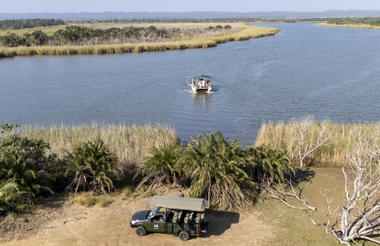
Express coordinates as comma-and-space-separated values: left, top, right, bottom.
256, 120, 380, 167
20, 124, 178, 166
0, 24, 279, 59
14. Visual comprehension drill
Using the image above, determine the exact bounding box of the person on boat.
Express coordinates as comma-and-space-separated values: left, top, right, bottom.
200, 78, 205, 88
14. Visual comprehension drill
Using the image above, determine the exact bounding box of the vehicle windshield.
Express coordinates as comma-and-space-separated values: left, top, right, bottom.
147, 207, 161, 218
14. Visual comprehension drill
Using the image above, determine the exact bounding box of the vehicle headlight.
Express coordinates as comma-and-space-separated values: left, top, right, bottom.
131, 220, 136, 224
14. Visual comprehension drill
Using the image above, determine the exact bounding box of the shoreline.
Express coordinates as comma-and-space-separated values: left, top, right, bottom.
317, 22, 380, 30
0, 24, 279, 59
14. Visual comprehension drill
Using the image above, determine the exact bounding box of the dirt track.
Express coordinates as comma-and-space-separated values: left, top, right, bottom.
1, 197, 275, 246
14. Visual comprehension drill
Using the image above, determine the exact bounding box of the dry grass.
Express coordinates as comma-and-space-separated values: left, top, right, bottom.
256, 120, 380, 167
317, 22, 380, 30
0, 24, 279, 58
72, 193, 114, 207
19, 124, 178, 165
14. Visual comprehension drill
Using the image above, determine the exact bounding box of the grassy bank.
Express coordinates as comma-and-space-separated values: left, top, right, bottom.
256, 120, 380, 167
0, 24, 278, 58
20, 124, 178, 165
318, 22, 380, 30
256, 167, 342, 246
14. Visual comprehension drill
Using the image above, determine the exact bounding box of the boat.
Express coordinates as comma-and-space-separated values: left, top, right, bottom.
186, 75, 213, 94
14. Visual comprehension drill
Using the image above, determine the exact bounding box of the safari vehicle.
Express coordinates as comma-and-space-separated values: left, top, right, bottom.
130, 196, 208, 241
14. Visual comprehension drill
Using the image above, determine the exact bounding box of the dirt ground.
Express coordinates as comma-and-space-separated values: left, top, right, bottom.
0, 196, 275, 246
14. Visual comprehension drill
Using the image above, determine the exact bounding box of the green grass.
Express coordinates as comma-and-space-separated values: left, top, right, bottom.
0, 24, 279, 58
256, 168, 343, 246
19, 124, 178, 166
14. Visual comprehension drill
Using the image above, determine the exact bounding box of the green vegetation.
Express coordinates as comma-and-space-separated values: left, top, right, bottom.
319, 17, 380, 30
135, 132, 290, 210
180, 132, 256, 209
0, 24, 279, 58
256, 168, 342, 246
245, 145, 290, 185
0, 124, 55, 214
1, 122, 379, 245
136, 145, 181, 190
64, 139, 120, 194
326, 17, 380, 26
0, 124, 177, 216
0, 25, 176, 47
0, 19, 65, 30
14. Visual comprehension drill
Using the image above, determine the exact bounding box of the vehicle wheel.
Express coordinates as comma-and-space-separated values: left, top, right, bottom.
179, 230, 190, 241
136, 226, 146, 236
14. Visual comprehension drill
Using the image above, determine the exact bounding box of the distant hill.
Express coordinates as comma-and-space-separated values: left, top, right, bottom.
1, 10, 380, 20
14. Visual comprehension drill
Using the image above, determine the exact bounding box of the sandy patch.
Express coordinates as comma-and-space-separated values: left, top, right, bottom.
1, 197, 274, 246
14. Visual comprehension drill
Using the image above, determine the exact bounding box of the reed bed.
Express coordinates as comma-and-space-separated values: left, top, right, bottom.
20, 124, 178, 165
256, 120, 380, 167
0, 24, 279, 59
317, 23, 380, 30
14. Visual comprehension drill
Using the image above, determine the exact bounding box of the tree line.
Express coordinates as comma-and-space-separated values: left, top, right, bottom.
0, 25, 178, 47
0, 19, 65, 30
327, 17, 380, 26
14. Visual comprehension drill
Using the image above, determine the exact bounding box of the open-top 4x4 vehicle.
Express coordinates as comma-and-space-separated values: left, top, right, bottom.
130, 196, 209, 241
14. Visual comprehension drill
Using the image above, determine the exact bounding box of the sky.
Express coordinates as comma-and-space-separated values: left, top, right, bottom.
1, 0, 380, 13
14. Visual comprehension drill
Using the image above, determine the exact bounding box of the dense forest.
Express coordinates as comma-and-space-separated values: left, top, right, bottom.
0, 24, 231, 47
0, 19, 65, 30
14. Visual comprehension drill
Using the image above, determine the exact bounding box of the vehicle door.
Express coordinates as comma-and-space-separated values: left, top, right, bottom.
150, 215, 166, 233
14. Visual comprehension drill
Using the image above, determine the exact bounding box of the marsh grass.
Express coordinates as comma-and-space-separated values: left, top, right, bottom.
19, 124, 178, 166
0, 24, 279, 58
318, 22, 380, 30
256, 121, 380, 167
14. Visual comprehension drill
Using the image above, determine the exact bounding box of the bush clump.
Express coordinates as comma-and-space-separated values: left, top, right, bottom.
64, 139, 121, 194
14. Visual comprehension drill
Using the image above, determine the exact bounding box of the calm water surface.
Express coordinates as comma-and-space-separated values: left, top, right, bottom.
1, 23, 380, 144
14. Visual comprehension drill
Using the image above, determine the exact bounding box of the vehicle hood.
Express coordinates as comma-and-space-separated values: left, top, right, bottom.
132, 210, 150, 221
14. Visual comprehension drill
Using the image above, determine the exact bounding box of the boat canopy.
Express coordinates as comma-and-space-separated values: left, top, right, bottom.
190, 75, 213, 80
151, 196, 207, 212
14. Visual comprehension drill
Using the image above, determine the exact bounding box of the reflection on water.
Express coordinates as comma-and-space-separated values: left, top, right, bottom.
192, 93, 213, 110
0, 23, 380, 145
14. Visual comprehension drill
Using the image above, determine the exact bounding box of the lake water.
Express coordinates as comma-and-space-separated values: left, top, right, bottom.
1, 23, 380, 145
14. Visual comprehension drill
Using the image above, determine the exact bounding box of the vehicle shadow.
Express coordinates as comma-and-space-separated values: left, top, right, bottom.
204, 210, 240, 236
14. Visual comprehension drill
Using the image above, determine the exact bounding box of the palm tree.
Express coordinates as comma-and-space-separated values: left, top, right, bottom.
245, 145, 290, 186
179, 132, 255, 210
64, 139, 120, 194
135, 145, 182, 190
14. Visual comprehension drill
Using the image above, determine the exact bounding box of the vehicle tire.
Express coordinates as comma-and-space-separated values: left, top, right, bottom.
136, 226, 146, 236
179, 230, 190, 241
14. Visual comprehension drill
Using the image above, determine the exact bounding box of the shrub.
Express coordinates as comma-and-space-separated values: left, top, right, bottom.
0, 125, 55, 197
135, 145, 182, 190
64, 139, 120, 194
179, 132, 255, 210
0, 180, 33, 215
245, 145, 290, 186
